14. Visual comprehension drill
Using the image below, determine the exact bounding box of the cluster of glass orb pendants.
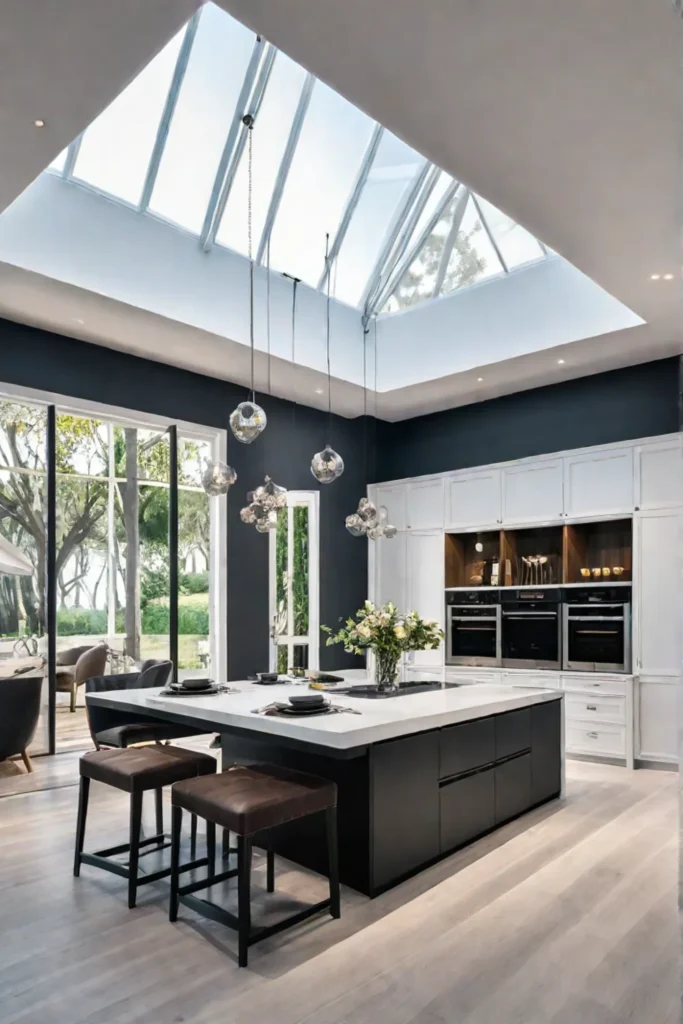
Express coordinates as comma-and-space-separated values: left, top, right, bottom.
345, 498, 397, 540
240, 476, 288, 533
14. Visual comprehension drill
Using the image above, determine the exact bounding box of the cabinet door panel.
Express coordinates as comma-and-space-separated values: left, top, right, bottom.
440, 718, 495, 779
495, 753, 531, 824
502, 460, 564, 525
447, 470, 501, 529
440, 769, 495, 853
495, 708, 531, 760
376, 532, 407, 611
564, 448, 634, 518
407, 531, 443, 667
407, 479, 444, 530
638, 679, 678, 762
530, 701, 562, 805
375, 484, 407, 533
634, 510, 682, 677
634, 440, 683, 510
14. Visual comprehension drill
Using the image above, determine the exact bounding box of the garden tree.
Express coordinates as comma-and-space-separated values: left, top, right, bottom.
391, 205, 486, 311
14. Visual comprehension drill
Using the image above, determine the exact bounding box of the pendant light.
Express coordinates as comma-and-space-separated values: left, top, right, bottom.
230, 114, 267, 445
311, 234, 344, 483
345, 316, 396, 539
201, 458, 237, 497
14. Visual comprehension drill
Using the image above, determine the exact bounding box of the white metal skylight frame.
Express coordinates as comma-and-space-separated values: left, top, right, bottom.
46, 3, 548, 318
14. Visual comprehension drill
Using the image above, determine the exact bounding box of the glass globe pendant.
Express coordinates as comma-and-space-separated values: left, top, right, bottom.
311, 445, 344, 484
201, 459, 237, 497
345, 498, 396, 540
240, 476, 287, 533
230, 399, 267, 444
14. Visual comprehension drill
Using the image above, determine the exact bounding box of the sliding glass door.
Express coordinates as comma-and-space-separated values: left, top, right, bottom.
269, 491, 319, 674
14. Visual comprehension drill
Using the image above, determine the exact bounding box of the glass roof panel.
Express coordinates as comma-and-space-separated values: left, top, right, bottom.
72, 29, 184, 205
382, 190, 461, 313
441, 194, 503, 295
216, 51, 307, 257
49, 149, 68, 174
268, 79, 375, 287
148, 5, 256, 234
475, 195, 545, 269
332, 132, 425, 308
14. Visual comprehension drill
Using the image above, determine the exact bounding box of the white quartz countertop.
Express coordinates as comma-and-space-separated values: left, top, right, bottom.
87, 679, 563, 752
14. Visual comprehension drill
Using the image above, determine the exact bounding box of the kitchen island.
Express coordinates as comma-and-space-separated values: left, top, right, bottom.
87, 681, 563, 896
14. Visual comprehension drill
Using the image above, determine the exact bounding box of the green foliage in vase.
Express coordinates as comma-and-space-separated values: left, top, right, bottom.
323, 601, 444, 657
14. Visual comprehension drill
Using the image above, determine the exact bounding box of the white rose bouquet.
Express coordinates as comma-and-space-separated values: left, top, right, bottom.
322, 601, 444, 691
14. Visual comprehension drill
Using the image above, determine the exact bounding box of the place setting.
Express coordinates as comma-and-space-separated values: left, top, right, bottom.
252, 692, 361, 719
155, 677, 240, 699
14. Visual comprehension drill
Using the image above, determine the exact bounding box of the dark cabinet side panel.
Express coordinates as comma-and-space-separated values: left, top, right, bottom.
440, 718, 495, 779
440, 768, 495, 853
495, 752, 532, 825
495, 708, 531, 760
530, 699, 562, 805
372, 730, 440, 892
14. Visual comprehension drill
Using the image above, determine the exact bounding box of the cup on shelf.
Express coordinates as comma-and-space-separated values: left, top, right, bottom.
591, 568, 602, 579
612, 566, 625, 577
580, 567, 591, 578
601, 567, 611, 577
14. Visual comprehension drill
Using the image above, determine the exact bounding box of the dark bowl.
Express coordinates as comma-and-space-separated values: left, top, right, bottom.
180, 678, 212, 691
289, 693, 326, 707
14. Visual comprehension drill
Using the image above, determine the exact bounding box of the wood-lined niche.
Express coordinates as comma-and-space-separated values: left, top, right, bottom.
563, 519, 632, 584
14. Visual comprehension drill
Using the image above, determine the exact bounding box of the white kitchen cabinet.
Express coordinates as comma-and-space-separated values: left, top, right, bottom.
375, 531, 407, 611
637, 678, 678, 763
446, 469, 502, 529
406, 479, 444, 530
501, 671, 561, 689
634, 438, 683, 510
445, 667, 502, 685
501, 459, 564, 525
407, 531, 444, 667
375, 483, 407, 533
633, 508, 683, 677
563, 447, 634, 518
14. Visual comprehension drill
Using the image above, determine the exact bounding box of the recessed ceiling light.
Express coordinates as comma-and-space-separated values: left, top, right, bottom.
557, 359, 565, 365
650, 273, 661, 280
73, 318, 84, 325
477, 377, 483, 382
663, 273, 675, 281
314, 387, 324, 395
33, 119, 45, 128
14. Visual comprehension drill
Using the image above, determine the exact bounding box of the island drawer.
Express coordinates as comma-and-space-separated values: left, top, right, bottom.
440, 767, 495, 853
439, 719, 495, 779
495, 752, 532, 824
495, 708, 531, 760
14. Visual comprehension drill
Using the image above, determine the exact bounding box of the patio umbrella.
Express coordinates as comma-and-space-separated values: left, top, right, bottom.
0, 535, 33, 576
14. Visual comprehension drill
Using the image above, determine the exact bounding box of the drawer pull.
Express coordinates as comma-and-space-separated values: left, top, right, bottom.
586, 731, 599, 739
586, 704, 597, 711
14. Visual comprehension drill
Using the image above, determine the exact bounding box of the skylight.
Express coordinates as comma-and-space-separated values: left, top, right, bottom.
46, 2, 547, 315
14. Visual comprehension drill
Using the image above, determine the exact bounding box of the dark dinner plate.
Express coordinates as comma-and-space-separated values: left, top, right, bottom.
274, 700, 330, 716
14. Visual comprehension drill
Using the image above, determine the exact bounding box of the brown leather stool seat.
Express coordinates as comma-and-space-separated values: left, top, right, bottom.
169, 764, 340, 967
74, 746, 216, 909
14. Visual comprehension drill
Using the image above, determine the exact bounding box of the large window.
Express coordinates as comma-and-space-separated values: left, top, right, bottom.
269, 491, 319, 674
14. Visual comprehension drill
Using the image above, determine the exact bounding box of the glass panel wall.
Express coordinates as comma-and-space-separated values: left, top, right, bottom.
0, 400, 49, 754
270, 492, 317, 675
177, 438, 212, 678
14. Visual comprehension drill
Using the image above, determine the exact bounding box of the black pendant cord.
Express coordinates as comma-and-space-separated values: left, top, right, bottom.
244, 114, 256, 403
362, 319, 368, 484
324, 232, 332, 446
46, 405, 56, 754
266, 235, 272, 396
168, 425, 179, 684
291, 276, 298, 429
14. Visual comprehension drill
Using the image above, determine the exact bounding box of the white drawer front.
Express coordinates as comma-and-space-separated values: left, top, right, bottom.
561, 673, 628, 696
565, 694, 625, 725
503, 672, 561, 690
445, 668, 501, 685
566, 721, 626, 757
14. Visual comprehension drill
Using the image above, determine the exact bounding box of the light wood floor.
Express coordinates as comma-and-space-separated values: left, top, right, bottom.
0, 761, 678, 1024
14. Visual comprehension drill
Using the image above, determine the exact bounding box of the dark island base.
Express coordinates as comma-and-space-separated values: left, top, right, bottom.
222, 698, 562, 897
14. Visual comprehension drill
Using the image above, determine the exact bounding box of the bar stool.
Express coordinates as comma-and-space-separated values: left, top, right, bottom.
74, 745, 216, 908
169, 763, 340, 967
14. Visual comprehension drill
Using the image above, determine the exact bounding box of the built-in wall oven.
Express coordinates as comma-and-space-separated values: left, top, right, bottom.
501, 589, 561, 669
445, 590, 501, 666
562, 587, 631, 673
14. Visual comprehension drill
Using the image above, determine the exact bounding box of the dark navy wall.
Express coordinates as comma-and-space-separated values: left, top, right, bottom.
0, 319, 371, 678
374, 359, 680, 482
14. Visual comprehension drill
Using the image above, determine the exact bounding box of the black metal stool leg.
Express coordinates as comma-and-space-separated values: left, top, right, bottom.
222, 827, 231, 859
206, 820, 216, 881
169, 805, 182, 922
154, 787, 163, 841
237, 835, 252, 968
266, 831, 275, 893
128, 792, 143, 909
190, 813, 197, 857
326, 807, 340, 919
73, 776, 90, 877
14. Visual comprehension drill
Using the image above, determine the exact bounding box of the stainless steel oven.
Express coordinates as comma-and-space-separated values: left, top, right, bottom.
501, 589, 561, 669
562, 587, 631, 673
446, 590, 501, 666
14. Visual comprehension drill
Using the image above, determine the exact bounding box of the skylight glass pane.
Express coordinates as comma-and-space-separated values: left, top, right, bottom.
268, 80, 375, 286
48, 149, 68, 174
149, 5, 256, 234
409, 171, 454, 249
383, 191, 461, 313
332, 132, 424, 308
476, 195, 545, 269
441, 194, 503, 296
216, 51, 307, 256
73, 29, 184, 204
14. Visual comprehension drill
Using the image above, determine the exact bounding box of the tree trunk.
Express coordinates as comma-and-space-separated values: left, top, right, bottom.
123, 429, 140, 661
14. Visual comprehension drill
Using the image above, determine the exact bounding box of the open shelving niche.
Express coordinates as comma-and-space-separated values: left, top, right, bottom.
444, 520, 633, 588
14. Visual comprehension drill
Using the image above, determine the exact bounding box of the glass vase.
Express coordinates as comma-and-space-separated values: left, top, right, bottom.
374, 649, 400, 692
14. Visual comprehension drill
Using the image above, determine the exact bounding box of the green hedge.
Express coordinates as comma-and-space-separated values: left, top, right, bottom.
57, 602, 208, 636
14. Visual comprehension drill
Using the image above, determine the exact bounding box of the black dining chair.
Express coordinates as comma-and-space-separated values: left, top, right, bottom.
0, 673, 42, 773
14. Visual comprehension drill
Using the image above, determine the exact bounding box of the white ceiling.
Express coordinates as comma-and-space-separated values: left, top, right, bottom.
0, 0, 680, 420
